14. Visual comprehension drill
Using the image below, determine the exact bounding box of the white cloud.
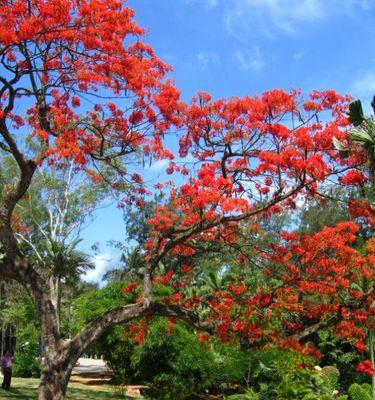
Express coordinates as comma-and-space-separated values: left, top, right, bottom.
224, 0, 371, 37
146, 158, 169, 171
82, 253, 112, 283
225, 0, 325, 36
197, 51, 220, 67
234, 46, 265, 71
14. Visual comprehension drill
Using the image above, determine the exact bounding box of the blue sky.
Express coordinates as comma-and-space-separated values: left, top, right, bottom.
82, 0, 375, 282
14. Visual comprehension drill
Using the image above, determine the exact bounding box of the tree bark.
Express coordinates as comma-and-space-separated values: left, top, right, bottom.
49, 276, 62, 335
33, 298, 215, 400
37, 357, 73, 400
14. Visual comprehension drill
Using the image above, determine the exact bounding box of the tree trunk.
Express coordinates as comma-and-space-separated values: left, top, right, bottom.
56, 278, 62, 334
37, 364, 71, 400
49, 276, 60, 334
0, 257, 214, 400
37, 348, 77, 400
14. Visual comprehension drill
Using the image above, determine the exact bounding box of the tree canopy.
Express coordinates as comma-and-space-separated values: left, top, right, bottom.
0, 1, 373, 399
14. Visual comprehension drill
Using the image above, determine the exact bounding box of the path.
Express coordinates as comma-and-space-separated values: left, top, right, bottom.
72, 358, 112, 376
70, 358, 146, 398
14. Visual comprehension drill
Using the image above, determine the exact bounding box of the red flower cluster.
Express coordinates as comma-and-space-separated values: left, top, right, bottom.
356, 360, 375, 376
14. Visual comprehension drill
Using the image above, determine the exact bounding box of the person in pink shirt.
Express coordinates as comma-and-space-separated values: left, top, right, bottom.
1, 351, 13, 390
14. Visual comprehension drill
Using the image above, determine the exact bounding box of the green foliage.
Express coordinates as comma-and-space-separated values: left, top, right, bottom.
361, 383, 372, 394
95, 325, 136, 383
333, 137, 350, 157
316, 330, 367, 390
222, 348, 341, 400
131, 319, 216, 399
320, 366, 340, 392
71, 280, 140, 380
298, 186, 352, 235
348, 100, 365, 127
12, 343, 41, 378
347, 383, 371, 400
226, 389, 259, 400
72, 280, 139, 331
0, 286, 40, 347
210, 342, 255, 389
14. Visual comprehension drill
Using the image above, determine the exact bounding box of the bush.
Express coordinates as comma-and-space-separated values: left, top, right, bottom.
210, 341, 256, 390
320, 366, 340, 392
12, 343, 42, 378
220, 347, 340, 400
226, 388, 259, 399
317, 330, 367, 391
348, 383, 371, 400
97, 325, 137, 383
131, 318, 216, 399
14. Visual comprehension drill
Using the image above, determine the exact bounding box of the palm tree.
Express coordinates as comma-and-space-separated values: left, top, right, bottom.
334, 96, 375, 182
42, 238, 94, 333
103, 246, 146, 282
335, 95, 375, 398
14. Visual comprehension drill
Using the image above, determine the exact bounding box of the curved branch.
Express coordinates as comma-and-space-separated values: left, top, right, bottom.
157, 181, 306, 264
67, 299, 216, 356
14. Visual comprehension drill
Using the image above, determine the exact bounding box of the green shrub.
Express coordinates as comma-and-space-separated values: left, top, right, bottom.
348, 383, 371, 400
321, 366, 340, 392
12, 343, 42, 378
210, 341, 256, 390
97, 325, 137, 383
317, 330, 367, 391
226, 389, 259, 400
223, 348, 339, 400
131, 319, 216, 399
360, 383, 372, 394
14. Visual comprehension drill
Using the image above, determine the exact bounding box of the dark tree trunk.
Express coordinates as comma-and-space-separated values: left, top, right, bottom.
34, 299, 215, 400
38, 363, 72, 400
37, 342, 79, 400
0, 255, 214, 400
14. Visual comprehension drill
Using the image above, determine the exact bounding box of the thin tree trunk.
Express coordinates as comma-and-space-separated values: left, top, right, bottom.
1, 323, 5, 354
56, 278, 62, 333
49, 276, 60, 335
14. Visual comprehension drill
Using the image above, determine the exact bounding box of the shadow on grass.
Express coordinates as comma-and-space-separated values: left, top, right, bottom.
66, 387, 123, 400
1, 378, 125, 400
0, 387, 36, 398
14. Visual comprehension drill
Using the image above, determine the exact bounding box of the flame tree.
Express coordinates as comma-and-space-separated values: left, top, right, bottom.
0, 1, 373, 399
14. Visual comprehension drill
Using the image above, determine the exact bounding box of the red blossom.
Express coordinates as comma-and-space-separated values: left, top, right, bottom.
356, 360, 375, 376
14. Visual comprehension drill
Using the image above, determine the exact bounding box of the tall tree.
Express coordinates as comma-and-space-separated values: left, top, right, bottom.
1, 157, 105, 333
0, 2, 373, 399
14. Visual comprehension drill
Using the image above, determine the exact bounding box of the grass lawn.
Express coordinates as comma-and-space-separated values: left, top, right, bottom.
0, 377, 131, 399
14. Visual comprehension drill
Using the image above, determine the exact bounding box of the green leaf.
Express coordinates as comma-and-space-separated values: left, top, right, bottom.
348, 100, 365, 126
333, 137, 350, 158
333, 137, 348, 151
350, 129, 374, 144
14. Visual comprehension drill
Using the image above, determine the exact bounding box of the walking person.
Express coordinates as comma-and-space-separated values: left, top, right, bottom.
1, 351, 13, 390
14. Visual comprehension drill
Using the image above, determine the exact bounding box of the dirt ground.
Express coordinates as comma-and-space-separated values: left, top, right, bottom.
70, 358, 147, 398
